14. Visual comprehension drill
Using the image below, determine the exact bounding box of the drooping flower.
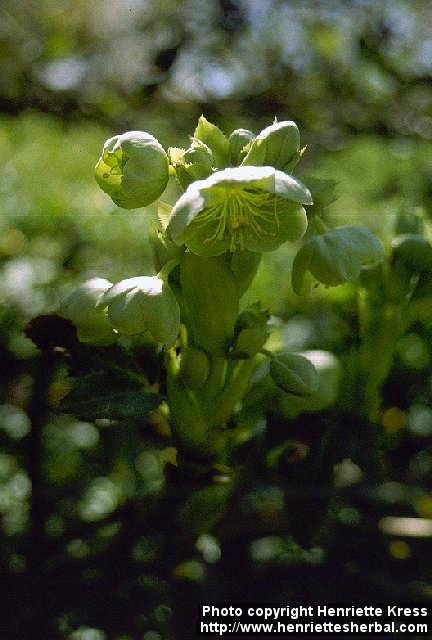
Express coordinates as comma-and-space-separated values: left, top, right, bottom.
167, 165, 312, 256
59, 278, 116, 345
98, 276, 180, 345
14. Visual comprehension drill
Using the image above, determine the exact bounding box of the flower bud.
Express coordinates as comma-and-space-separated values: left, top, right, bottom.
59, 278, 116, 345
241, 121, 301, 172
95, 131, 169, 209
99, 276, 180, 345
229, 128, 255, 165
270, 352, 319, 397
169, 140, 214, 190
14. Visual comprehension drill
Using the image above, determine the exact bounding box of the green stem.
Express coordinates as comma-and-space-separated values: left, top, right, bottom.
210, 356, 260, 427
204, 355, 226, 400
311, 216, 328, 235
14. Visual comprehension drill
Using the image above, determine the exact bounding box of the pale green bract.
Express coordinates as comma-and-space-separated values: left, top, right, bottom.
241, 121, 301, 172
292, 225, 384, 294
167, 165, 312, 256
59, 278, 116, 345
98, 276, 180, 345
95, 131, 169, 209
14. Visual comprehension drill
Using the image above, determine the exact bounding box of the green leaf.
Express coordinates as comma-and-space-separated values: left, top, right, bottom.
270, 352, 319, 397
194, 116, 230, 168
300, 176, 338, 215
292, 225, 384, 294
60, 376, 162, 421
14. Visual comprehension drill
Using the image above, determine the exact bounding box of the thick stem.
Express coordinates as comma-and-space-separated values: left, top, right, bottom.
210, 356, 260, 427
204, 355, 226, 400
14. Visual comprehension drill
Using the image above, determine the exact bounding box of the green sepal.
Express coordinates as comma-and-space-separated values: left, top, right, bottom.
194, 115, 230, 168
270, 352, 319, 397
230, 328, 268, 360
292, 225, 384, 295
241, 120, 300, 172
229, 128, 255, 165
178, 483, 232, 535
278, 350, 341, 417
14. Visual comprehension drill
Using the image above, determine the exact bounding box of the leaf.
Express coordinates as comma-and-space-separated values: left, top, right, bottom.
300, 176, 338, 215
292, 225, 384, 294
270, 353, 319, 396
60, 374, 162, 421
194, 115, 229, 168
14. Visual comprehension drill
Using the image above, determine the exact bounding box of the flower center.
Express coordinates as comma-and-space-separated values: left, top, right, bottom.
194, 188, 280, 252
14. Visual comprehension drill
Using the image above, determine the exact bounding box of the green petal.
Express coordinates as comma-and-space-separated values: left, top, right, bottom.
242, 201, 307, 253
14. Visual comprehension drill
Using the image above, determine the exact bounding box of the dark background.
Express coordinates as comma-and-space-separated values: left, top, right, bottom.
0, 1, 431, 638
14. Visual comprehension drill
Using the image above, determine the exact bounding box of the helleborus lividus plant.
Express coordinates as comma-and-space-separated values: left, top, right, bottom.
57, 115, 386, 473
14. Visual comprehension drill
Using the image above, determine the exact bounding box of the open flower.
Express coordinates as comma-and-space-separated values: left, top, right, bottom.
167, 165, 312, 256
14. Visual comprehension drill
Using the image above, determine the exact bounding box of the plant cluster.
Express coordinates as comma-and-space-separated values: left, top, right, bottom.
58, 116, 387, 472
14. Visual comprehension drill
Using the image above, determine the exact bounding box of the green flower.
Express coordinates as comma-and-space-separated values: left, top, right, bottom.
99, 276, 180, 344
59, 278, 116, 345
167, 166, 312, 256
95, 131, 169, 209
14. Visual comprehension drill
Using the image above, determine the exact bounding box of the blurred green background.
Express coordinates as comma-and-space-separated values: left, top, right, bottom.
0, 1, 432, 639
